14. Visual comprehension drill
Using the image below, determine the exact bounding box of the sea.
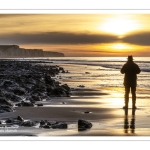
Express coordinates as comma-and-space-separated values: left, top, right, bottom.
46, 57, 150, 90
7, 57, 150, 91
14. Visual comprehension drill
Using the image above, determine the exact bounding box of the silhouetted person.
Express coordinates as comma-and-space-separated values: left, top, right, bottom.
121, 56, 141, 109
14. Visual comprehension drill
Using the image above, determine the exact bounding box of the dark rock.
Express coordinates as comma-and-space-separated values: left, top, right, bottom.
55, 81, 61, 86
2, 80, 13, 87
13, 88, 25, 96
15, 103, 22, 107
61, 84, 70, 92
0, 109, 5, 113
0, 90, 4, 97
85, 72, 90, 74
21, 101, 34, 106
78, 119, 92, 131
51, 87, 67, 97
58, 67, 63, 72
62, 70, 65, 73
77, 85, 85, 88
13, 120, 22, 125
51, 122, 67, 129
44, 75, 54, 84
46, 87, 53, 93
47, 121, 52, 126
30, 100, 35, 104
0, 98, 14, 106
6, 118, 13, 123
71, 88, 76, 91
21, 121, 36, 127
17, 115, 24, 121
32, 87, 46, 93
84, 111, 90, 114
40, 120, 45, 126
32, 95, 42, 101
0, 105, 14, 112
5, 93, 22, 102
43, 125, 51, 129
0, 121, 1, 124
37, 103, 43, 106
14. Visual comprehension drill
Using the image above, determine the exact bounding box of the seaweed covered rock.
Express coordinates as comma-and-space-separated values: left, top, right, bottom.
0, 60, 71, 113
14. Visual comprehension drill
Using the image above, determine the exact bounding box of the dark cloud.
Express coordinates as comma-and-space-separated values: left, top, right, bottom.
2, 31, 150, 46
122, 32, 150, 46
0, 32, 118, 45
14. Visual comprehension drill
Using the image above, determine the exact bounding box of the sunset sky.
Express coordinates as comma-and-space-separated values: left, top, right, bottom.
1, 14, 150, 56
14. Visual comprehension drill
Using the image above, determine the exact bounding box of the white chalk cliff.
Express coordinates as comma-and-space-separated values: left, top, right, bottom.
0, 45, 64, 58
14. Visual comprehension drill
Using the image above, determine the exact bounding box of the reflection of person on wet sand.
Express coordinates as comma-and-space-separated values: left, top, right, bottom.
124, 109, 136, 134
121, 56, 141, 109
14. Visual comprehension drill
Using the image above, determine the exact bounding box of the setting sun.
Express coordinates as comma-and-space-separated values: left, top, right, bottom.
99, 15, 139, 35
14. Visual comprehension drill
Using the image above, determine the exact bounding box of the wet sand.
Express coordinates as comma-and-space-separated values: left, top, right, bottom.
0, 63, 150, 136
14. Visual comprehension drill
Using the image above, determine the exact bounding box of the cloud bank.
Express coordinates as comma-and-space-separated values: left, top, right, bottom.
122, 32, 150, 46
1, 31, 150, 46
0, 32, 118, 45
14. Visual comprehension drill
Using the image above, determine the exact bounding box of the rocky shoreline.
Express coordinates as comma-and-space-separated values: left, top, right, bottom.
0, 60, 70, 113
0, 60, 93, 134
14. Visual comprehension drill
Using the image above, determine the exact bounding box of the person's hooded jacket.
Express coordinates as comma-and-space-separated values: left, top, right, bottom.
121, 60, 141, 87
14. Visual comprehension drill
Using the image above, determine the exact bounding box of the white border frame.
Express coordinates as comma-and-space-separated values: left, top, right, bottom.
0, 8, 150, 141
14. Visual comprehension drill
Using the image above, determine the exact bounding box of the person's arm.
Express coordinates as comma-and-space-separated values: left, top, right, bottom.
136, 65, 141, 74
120, 65, 126, 74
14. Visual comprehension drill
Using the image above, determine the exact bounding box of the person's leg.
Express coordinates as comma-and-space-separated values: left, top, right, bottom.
123, 87, 130, 109
131, 87, 136, 109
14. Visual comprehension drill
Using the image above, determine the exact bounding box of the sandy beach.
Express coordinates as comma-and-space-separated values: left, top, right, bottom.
0, 62, 150, 136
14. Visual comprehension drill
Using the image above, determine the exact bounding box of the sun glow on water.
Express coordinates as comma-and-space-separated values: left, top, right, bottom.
111, 43, 131, 50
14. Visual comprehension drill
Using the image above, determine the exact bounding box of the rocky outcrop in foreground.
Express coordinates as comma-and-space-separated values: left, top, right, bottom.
0, 60, 70, 113
0, 115, 92, 132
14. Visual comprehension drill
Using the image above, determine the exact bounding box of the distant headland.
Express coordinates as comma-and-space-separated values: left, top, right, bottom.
0, 45, 64, 58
